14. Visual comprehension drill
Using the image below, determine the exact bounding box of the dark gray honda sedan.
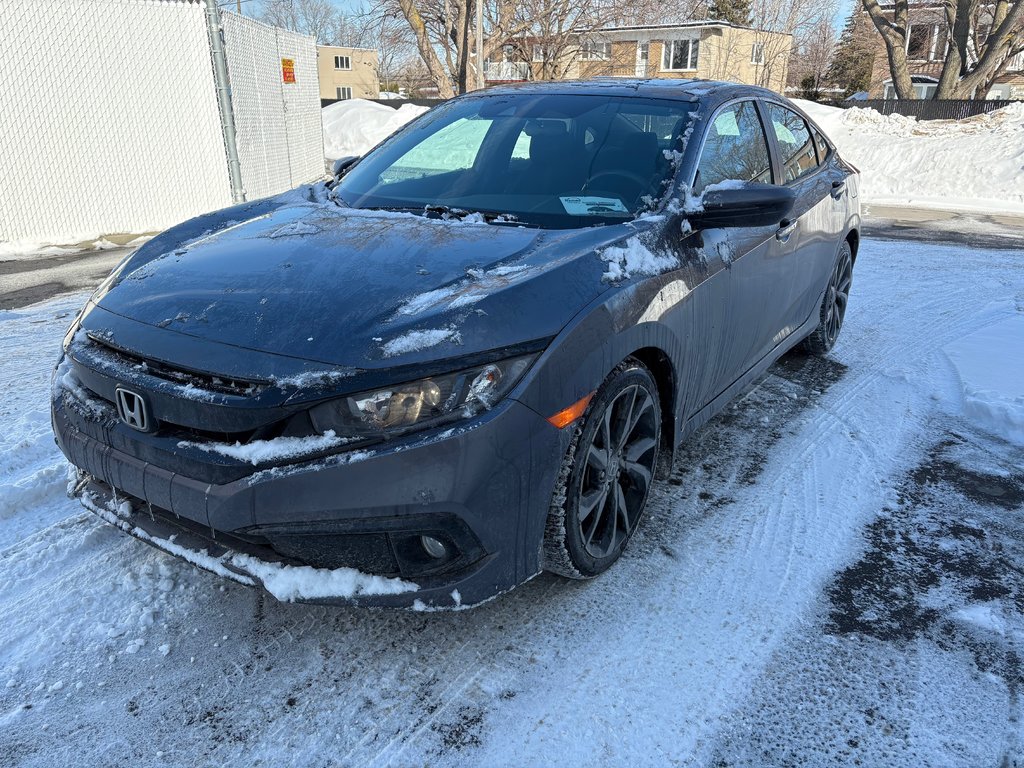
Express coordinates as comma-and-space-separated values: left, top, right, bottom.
52, 79, 859, 608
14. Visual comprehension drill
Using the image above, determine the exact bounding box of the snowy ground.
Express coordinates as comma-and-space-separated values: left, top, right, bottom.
2, 234, 1023, 766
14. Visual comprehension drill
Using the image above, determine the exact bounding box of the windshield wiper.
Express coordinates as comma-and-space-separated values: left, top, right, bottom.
362, 205, 541, 228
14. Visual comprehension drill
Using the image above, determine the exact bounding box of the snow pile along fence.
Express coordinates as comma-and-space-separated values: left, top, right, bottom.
0, 0, 324, 247
795, 99, 1024, 214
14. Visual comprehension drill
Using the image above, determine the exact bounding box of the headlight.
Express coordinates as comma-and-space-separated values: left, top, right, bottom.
309, 354, 535, 438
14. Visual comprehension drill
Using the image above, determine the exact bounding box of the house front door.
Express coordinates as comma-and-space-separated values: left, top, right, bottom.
636, 42, 649, 77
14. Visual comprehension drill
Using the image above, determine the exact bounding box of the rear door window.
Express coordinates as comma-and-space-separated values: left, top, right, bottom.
766, 104, 819, 183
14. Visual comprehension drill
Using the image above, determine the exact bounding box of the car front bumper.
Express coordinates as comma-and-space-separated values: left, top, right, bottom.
53, 380, 564, 609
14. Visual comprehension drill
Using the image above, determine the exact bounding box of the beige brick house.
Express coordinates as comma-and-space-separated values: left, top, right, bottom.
317, 46, 379, 101
485, 22, 792, 93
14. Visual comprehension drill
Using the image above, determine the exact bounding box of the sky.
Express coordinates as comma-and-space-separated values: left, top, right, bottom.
834, 0, 857, 31
245, 0, 859, 36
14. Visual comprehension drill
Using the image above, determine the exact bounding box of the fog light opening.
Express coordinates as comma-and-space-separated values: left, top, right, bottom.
420, 535, 447, 559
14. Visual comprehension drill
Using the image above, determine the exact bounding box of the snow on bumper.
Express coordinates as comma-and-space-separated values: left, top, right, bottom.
76, 480, 419, 604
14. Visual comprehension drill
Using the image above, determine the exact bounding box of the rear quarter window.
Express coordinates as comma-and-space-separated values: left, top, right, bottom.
812, 129, 831, 163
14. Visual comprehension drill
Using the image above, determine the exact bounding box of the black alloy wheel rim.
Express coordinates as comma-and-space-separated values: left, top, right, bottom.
824, 250, 853, 346
577, 384, 659, 559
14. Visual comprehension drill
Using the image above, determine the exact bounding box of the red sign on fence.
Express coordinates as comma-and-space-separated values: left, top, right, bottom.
281, 58, 296, 84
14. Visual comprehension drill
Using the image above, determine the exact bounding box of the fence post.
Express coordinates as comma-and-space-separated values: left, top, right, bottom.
204, 0, 245, 204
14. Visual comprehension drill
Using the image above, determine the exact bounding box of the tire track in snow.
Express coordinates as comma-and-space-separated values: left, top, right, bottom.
458, 239, 1024, 766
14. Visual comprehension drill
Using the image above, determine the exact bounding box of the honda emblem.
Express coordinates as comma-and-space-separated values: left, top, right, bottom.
115, 387, 152, 432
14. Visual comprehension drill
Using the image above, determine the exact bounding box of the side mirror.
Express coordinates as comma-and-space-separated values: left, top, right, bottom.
686, 182, 796, 229
331, 156, 358, 178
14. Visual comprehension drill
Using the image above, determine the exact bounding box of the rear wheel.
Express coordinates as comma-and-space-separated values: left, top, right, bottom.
543, 361, 661, 579
802, 240, 853, 355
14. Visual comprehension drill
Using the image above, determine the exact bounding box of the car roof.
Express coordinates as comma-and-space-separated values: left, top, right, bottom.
468, 78, 778, 105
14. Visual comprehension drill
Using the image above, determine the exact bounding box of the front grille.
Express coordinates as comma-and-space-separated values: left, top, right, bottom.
64, 336, 371, 482
86, 334, 266, 397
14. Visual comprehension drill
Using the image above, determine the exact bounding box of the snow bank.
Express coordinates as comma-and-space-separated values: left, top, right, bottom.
322, 99, 429, 161
943, 313, 1024, 445
794, 99, 1024, 214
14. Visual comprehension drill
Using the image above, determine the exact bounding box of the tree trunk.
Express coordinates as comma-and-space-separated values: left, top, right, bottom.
455, 1, 470, 93
934, 1, 968, 98
397, 0, 456, 98
862, 0, 917, 98
954, 0, 1024, 97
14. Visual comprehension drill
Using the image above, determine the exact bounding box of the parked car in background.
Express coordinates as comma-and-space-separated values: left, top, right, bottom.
52, 79, 860, 608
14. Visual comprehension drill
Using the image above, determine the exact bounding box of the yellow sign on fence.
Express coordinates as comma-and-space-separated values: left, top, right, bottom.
281, 58, 295, 84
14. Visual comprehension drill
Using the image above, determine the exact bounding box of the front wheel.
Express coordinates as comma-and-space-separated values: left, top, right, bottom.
543, 361, 661, 579
802, 240, 853, 355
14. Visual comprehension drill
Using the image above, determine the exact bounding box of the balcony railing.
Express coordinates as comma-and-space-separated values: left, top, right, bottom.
483, 61, 531, 81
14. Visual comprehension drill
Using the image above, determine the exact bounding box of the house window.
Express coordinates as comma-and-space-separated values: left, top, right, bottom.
334, 55, 351, 70
882, 78, 938, 99
532, 44, 545, 62
751, 42, 765, 64
336, 86, 352, 100
580, 41, 611, 60
906, 24, 944, 61
662, 39, 700, 71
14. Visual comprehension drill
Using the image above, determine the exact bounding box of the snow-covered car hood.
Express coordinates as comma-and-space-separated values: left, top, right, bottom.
83, 187, 625, 373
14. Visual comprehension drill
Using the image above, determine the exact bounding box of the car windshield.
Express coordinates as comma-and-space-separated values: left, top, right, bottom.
333, 93, 696, 230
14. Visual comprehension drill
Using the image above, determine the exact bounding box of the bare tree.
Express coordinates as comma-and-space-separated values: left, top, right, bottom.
627, 0, 711, 25
788, 14, 838, 98
258, 0, 339, 43
746, 0, 839, 89
862, 0, 1024, 99
340, 5, 419, 89
386, 0, 715, 96
381, 0, 546, 96
504, 0, 631, 81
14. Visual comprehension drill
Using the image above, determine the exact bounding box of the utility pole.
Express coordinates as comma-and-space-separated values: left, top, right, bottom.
476, 0, 484, 90
204, 0, 246, 203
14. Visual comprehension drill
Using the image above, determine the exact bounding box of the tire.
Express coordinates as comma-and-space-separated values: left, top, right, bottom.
542, 360, 662, 579
802, 240, 854, 356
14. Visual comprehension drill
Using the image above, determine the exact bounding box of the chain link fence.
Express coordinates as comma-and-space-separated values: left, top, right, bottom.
221, 12, 323, 203
0, 0, 323, 247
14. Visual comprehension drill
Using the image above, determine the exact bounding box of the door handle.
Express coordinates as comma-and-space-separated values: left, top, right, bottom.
830, 180, 846, 199
776, 219, 798, 243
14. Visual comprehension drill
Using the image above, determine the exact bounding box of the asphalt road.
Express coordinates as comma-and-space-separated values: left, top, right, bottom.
0, 247, 131, 311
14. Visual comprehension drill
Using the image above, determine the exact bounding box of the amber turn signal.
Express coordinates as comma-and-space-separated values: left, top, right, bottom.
546, 392, 594, 429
